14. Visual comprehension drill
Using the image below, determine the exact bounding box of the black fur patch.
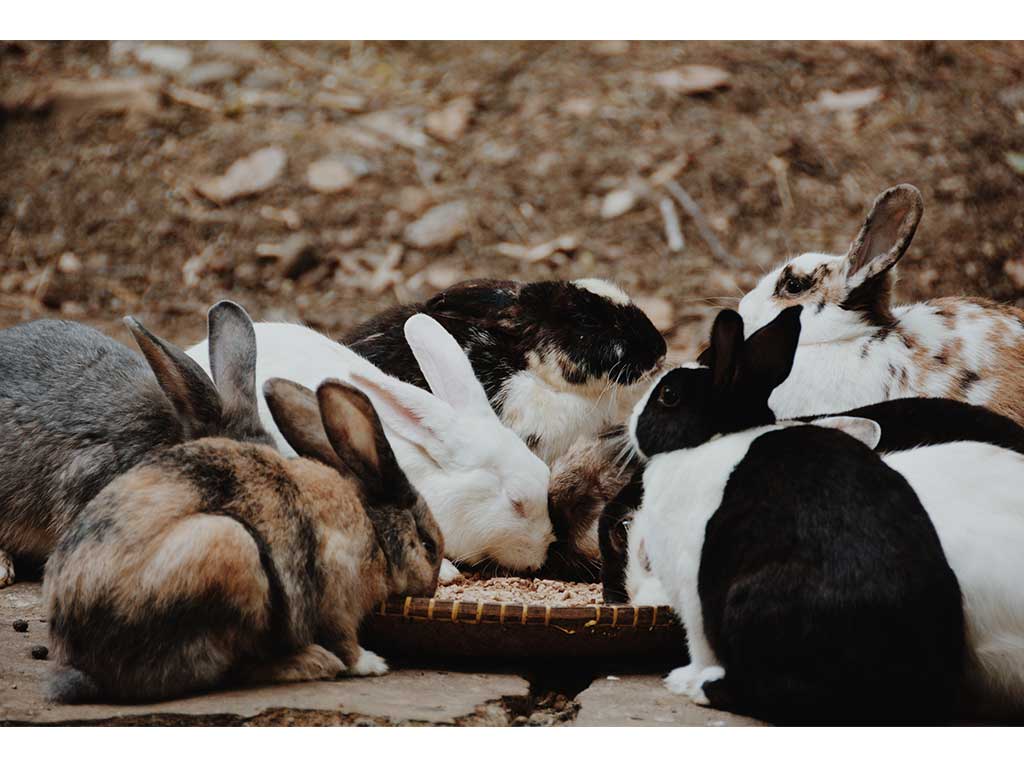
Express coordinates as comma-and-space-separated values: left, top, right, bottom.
598, 468, 645, 604
698, 426, 964, 724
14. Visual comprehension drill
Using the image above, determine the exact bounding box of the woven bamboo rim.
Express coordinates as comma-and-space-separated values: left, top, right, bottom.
376, 596, 677, 630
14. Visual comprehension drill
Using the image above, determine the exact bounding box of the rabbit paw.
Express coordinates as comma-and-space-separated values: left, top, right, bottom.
347, 647, 389, 677
665, 664, 726, 705
438, 559, 462, 584
249, 644, 345, 684
0, 550, 14, 588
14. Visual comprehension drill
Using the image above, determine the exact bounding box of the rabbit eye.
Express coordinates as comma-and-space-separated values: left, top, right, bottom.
420, 536, 436, 557
657, 384, 680, 408
784, 276, 810, 295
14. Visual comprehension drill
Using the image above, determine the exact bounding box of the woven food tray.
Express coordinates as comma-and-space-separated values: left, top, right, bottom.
362, 596, 687, 660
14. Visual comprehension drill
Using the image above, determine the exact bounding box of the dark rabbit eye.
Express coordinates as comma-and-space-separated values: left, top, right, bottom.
657, 384, 680, 408
421, 537, 436, 557
784, 276, 809, 295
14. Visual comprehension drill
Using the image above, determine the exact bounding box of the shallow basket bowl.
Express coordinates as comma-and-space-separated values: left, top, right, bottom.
362, 596, 687, 661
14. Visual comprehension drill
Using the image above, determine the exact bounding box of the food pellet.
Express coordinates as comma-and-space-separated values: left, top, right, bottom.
30, 645, 48, 660
12, 619, 29, 632
435, 575, 602, 606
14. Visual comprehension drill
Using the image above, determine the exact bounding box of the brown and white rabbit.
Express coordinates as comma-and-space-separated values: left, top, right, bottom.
0, 301, 271, 588
736, 184, 1024, 426
45, 377, 443, 703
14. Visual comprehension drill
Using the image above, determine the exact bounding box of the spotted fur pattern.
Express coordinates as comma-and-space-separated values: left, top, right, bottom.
737, 185, 1024, 425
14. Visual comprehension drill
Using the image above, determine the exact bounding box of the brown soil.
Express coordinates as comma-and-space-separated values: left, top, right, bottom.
2, 41, 1023, 355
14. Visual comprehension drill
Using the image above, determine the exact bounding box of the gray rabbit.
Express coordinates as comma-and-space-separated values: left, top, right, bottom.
0, 301, 271, 586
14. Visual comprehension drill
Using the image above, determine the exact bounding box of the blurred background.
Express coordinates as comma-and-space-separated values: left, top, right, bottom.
1, 41, 1022, 358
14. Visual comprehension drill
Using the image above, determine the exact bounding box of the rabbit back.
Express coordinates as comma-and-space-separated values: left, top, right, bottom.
698, 426, 965, 724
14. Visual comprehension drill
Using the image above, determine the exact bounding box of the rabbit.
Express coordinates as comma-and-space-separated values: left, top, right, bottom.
799, 397, 1024, 455
0, 301, 271, 588
187, 313, 552, 577
45, 377, 443, 703
735, 183, 1024, 427
540, 425, 639, 582
344, 278, 668, 466
805, 416, 1024, 719
628, 306, 965, 724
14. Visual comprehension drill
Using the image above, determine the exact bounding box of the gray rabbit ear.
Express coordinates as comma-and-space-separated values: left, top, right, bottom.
207, 301, 259, 420
124, 316, 222, 435
845, 184, 923, 288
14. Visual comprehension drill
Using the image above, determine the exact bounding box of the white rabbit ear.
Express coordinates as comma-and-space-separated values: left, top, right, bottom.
348, 369, 455, 460
403, 313, 493, 416
812, 416, 882, 450
844, 184, 923, 289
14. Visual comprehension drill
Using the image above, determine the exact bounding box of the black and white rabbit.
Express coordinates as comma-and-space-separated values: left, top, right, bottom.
628, 306, 965, 724
736, 184, 1024, 426
0, 301, 270, 587
344, 278, 668, 465
46, 377, 442, 702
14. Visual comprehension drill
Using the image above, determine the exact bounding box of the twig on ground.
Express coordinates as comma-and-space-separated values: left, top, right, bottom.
658, 196, 685, 253
664, 181, 743, 269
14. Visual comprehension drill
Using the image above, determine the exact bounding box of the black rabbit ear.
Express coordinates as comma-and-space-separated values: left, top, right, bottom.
707, 310, 746, 391
739, 305, 803, 396
125, 316, 222, 435
426, 279, 520, 320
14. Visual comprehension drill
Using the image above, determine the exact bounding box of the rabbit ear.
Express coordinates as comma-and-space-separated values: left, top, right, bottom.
316, 379, 408, 501
125, 316, 223, 433
845, 184, 923, 289
705, 309, 746, 391
207, 301, 259, 420
739, 305, 802, 396
348, 369, 454, 462
263, 378, 343, 471
812, 416, 882, 450
403, 313, 492, 416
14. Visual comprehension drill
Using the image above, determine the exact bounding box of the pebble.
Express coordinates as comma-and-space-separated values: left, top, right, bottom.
196, 146, 287, 204
305, 158, 357, 194
31, 645, 49, 660
134, 44, 193, 73
1004, 260, 1024, 291
57, 251, 82, 274
425, 96, 474, 142
652, 66, 731, 95
312, 90, 367, 113
403, 201, 470, 250
600, 187, 639, 219
359, 111, 430, 150
12, 619, 28, 632
808, 87, 882, 112
181, 61, 240, 87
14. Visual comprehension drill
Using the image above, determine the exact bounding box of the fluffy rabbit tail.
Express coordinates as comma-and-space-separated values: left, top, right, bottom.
47, 666, 101, 704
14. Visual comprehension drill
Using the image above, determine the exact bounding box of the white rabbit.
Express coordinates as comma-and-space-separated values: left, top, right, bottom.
736, 184, 1024, 426
188, 314, 553, 578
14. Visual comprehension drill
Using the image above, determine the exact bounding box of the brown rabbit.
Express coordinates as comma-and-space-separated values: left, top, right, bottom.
45, 378, 443, 703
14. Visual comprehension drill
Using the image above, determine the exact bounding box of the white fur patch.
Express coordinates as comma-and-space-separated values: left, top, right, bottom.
883, 442, 1024, 715
573, 278, 631, 306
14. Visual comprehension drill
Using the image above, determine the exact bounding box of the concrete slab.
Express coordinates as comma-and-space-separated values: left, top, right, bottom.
1, 582, 528, 725
574, 675, 765, 727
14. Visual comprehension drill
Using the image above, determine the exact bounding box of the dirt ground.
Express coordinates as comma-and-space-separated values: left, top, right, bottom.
2, 41, 1022, 354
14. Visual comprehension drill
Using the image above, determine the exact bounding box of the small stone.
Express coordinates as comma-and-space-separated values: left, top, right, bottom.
1004, 260, 1024, 291
559, 97, 597, 118
600, 187, 639, 219
495, 234, 579, 263
134, 44, 192, 73
425, 96, 474, 142
591, 41, 629, 56
242, 68, 288, 90
57, 251, 82, 274
31, 645, 49, 660
404, 201, 471, 250
360, 111, 430, 150
478, 140, 518, 165
12, 619, 28, 632
1005, 152, 1024, 176
808, 87, 882, 112
306, 158, 357, 194
312, 90, 367, 113
257, 234, 318, 279
652, 66, 731, 95
397, 186, 433, 216
181, 61, 239, 87
196, 146, 287, 204
634, 295, 675, 332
